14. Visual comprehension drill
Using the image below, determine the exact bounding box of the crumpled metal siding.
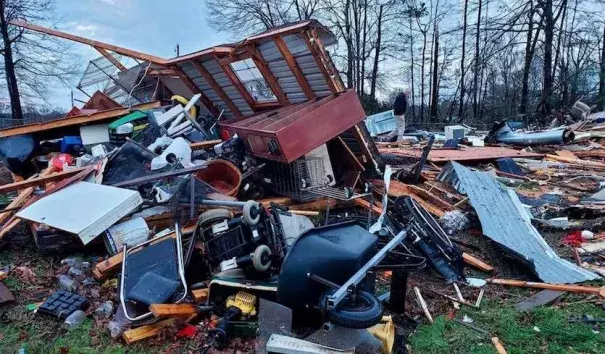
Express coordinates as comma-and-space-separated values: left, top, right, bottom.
438, 161, 599, 284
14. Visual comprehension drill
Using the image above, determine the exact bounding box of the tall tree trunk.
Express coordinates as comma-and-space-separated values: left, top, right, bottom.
520, 2, 534, 115
542, 0, 554, 114
420, 30, 427, 122
353, 0, 361, 94
458, 0, 469, 121
598, 25, 605, 111
345, 0, 353, 88
370, 5, 383, 99
552, 0, 567, 104
0, 8, 23, 123
473, 0, 482, 119
360, 0, 368, 96
429, 27, 439, 122
409, 17, 416, 120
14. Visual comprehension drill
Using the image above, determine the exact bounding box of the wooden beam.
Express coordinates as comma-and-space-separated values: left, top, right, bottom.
190, 61, 243, 117
149, 68, 178, 76
462, 252, 494, 272
150, 304, 197, 319
274, 36, 315, 100
354, 198, 383, 215
173, 66, 221, 117
11, 20, 168, 64
0, 101, 160, 138
309, 29, 346, 91
217, 56, 257, 110
488, 278, 605, 298
0, 167, 87, 195
122, 318, 177, 344
94, 47, 127, 72
302, 31, 338, 94
247, 46, 289, 105
189, 139, 222, 151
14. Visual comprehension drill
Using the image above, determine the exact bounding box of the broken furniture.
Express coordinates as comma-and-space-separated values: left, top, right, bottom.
37, 290, 88, 320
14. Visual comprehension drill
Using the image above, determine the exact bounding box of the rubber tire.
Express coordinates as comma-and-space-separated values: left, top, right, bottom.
252, 245, 272, 272
242, 200, 261, 225
321, 289, 383, 329
198, 208, 231, 228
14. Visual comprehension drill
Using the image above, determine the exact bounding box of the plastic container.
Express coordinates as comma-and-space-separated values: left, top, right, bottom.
95, 301, 114, 318
196, 159, 242, 196
64, 310, 85, 330
58, 275, 77, 292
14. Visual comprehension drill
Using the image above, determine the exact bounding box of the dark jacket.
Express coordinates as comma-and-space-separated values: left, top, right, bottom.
393, 92, 407, 116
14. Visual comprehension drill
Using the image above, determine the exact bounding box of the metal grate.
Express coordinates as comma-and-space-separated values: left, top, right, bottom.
263, 157, 327, 201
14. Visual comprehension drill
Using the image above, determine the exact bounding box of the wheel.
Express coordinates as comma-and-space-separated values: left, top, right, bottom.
252, 245, 272, 272
320, 289, 383, 329
198, 208, 231, 228
242, 200, 261, 225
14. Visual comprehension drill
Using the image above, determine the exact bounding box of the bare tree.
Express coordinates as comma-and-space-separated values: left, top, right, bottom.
0, 0, 79, 123
457, 0, 468, 121
599, 24, 605, 111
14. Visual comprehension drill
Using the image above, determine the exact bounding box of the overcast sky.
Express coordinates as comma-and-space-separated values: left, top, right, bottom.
50, 0, 228, 109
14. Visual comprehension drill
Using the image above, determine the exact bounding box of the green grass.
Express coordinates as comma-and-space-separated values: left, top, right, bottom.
409, 298, 605, 354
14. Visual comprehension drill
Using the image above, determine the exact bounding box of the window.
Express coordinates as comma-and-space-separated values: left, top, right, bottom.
230, 58, 277, 102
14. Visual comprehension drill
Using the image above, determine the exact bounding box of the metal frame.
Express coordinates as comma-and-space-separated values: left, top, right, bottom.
119, 222, 188, 321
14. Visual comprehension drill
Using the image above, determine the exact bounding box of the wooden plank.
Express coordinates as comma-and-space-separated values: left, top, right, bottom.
302, 31, 338, 94
0, 219, 22, 240
189, 139, 222, 151
122, 318, 177, 344
150, 303, 197, 319
289, 210, 320, 216
190, 61, 243, 117
309, 29, 346, 91
0, 101, 160, 138
11, 20, 168, 65
94, 47, 127, 72
259, 197, 293, 206
217, 56, 257, 110
0, 167, 86, 195
488, 278, 605, 298
0, 166, 56, 225
338, 137, 365, 171
192, 288, 209, 303
491, 337, 507, 354
173, 67, 221, 117
514, 290, 566, 312
372, 179, 452, 218
354, 198, 383, 215
462, 252, 494, 272
247, 46, 289, 105
274, 36, 315, 100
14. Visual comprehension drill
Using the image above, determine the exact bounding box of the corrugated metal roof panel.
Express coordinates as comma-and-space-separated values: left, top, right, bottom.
437, 161, 599, 284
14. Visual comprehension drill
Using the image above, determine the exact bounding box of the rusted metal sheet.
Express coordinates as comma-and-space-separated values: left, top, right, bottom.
220, 90, 366, 163
379, 146, 543, 163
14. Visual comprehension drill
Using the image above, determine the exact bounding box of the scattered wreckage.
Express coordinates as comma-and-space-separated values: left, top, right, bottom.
1, 19, 605, 354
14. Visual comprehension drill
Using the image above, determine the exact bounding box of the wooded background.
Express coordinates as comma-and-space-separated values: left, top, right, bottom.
206, 0, 605, 126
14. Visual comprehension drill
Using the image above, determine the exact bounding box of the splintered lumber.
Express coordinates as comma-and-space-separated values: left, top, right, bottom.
462, 253, 494, 272
259, 197, 293, 206
491, 337, 507, 354
372, 179, 452, 217
488, 278, 605, 298
192, 288, 209, 303
353, 198, 383, 215
288, 210, 320, 216
0, 167, 88, 195
189, 139, 222, 151
546, 154, 605, 168
122, 318, 177, 344
413, 286, 434, 323
150, 304, 197, 319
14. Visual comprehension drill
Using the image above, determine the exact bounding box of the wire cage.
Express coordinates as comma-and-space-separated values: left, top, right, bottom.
263, 157, 328, 202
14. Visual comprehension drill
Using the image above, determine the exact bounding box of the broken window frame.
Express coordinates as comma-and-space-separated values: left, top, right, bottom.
228, 58, 278, 104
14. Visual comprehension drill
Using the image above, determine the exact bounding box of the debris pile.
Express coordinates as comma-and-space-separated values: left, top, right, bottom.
0, 19, 605, 354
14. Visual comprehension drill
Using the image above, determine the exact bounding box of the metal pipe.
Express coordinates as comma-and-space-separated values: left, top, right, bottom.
490, 122, 575, 145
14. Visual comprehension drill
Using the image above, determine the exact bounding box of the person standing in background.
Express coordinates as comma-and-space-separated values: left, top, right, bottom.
385, 89, 410, 141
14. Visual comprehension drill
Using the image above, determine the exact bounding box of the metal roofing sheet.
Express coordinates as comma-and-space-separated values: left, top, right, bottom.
437, 161, 599, 284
